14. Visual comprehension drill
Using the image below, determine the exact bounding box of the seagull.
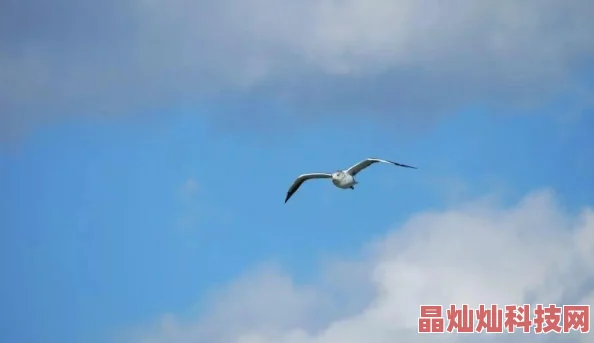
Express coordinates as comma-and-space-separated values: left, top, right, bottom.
285, 157, 417, 203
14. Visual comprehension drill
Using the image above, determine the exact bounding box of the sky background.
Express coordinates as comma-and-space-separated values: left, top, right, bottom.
1, 1, 594, 343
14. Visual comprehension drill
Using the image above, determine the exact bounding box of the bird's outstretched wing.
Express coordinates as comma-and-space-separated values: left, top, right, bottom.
346, 158, 417, 176
285, 173, 332, 203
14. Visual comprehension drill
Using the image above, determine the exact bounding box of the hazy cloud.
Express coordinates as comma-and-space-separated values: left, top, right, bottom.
2, 0, 594, 138
129, 189, 593, 343
176, 177, 200, 231
180, 178, 199, 197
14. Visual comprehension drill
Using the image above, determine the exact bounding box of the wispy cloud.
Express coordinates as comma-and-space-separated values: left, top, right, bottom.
129, 189, 593, 342
175, 177, 235, 234
176, 177, 201, 231
180, 178, 199, 198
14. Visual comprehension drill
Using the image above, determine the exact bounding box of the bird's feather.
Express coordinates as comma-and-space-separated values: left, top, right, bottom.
285, 173, 332, 203
346, 158, 416, 176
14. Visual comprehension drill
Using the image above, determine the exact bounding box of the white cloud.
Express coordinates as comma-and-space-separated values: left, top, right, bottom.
2, 1, 594, 138
129, 189, 594, 343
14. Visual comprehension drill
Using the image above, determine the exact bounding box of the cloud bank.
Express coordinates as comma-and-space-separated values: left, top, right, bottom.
2, 0, 594, 137
130, 189, 593, 343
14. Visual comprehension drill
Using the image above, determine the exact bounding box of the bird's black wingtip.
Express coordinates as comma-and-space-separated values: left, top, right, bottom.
393, 162, 418, 169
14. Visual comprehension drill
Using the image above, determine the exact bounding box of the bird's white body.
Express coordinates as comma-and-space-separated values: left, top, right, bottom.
284, 157, 416, 203
331, 171, 357, 189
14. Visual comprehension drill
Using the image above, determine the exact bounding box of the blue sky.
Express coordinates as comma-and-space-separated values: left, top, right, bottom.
1, 104, 592, 343
1, 1, 594, 343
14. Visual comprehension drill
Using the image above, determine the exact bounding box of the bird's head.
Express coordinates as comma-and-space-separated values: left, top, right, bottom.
332, 171, 342, 179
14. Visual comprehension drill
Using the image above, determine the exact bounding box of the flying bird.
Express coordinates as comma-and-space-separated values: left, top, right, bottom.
285, 158, 416, 203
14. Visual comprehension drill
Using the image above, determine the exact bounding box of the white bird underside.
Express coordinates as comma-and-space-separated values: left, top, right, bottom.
284, 157, 416, 203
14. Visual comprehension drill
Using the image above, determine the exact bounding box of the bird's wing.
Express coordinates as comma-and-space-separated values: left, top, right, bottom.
285, 173, 332, 203
346, 158, 417, 176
